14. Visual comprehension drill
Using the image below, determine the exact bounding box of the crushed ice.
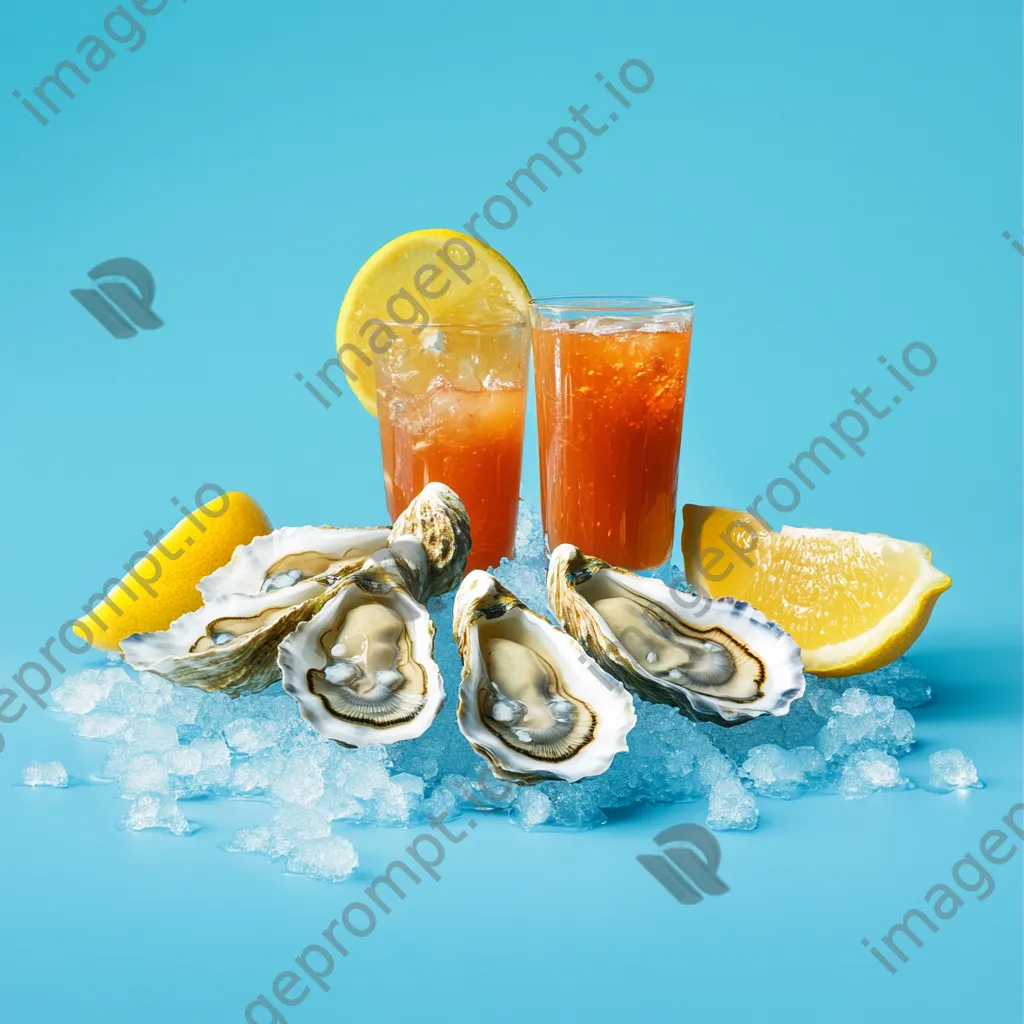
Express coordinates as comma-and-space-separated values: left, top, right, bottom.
39, 502, 975, 881
22, 761, 68, 788
928, 748, 983, 792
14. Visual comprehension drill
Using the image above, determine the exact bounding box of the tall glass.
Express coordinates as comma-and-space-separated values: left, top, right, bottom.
374, 318, 530, 572
530, 296, 694, 571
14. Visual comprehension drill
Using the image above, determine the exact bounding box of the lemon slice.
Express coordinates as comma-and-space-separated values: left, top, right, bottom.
681, 505, 951, 677
336, 229, 530, 416
76, 492, 272, 652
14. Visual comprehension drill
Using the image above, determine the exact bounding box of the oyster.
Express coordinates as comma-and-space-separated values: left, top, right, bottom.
453, 571, 636, 784
278, 554, 444, 746
121, 579, 334, 696
198, 525, 390, 601
276, 484, 471, 745
547, 544, 805, 725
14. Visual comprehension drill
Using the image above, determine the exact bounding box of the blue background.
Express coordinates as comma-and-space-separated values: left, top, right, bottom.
1, 1, 1021, 1021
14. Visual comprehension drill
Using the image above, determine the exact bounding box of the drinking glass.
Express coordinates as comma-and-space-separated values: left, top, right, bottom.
374, 318, 530, 572
530, 296, 694, 571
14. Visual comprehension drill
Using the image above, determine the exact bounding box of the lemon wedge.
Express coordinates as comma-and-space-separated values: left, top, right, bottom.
336, 229, 530, 416
76, 491, 272, 651
681, 505, 951, 677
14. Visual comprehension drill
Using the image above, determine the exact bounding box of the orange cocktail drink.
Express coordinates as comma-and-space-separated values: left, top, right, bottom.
530, 297, 694, 571
375, 320, 530, 572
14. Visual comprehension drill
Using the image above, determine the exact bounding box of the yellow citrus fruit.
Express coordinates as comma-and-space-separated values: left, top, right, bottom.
76, 491, 272, 652
681, 505, 951, 677
336, 228, 531, 416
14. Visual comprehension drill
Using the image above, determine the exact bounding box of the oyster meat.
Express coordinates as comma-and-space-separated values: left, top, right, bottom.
277, 484, 472, 745
547, 544, 805, 725
199, 525, 390, 601
453, 570, 636, 784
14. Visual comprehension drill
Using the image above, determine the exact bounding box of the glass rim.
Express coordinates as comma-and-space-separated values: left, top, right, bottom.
367, 316, 529, 330
529, 294, 694, 314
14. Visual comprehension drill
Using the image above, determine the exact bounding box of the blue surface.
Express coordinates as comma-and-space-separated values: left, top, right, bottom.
1, 1, 1021, 1021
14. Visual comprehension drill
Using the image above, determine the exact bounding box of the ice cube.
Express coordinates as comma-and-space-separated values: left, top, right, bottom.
229, 825, 272, 854
51, 668, 123, 715
110, 672, 176, 717
741, 744, 825, 798
286, 836, 358, 882
165, 745, 204, 778
166, 686, 204, 726
698, 748, 737, 790
317, 783, 364, 822
271, 756, 325, 807
191, 737, 232, 789
266, 807, 333, 857
423, 785, 460, 823
420, 327, 445, 354
120, 754, 170, 795
123, 793, 191, 836
549, 786, 607, 829
75, 712, 128, 740
568, 316, 631, 335
928, 749, 982, 791
124, 718, 179, 753
371, 774, 424, 825
816, 688, 915, 761
228, 753, 276, 795
22, 760, 68, 788
223, 716, 282, 755
840, 748, 911, 799
706, 776, 758, 831
512, 500, 545, 566
844, 659, 932, 709
510, 788, 552, 830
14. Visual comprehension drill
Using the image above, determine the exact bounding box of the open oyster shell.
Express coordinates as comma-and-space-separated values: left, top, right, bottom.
121, 579, 334, 697
198, 525, 390, 601
547, 544, 805, 725
453, 571, 636, 784
278, 550, 445, 747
